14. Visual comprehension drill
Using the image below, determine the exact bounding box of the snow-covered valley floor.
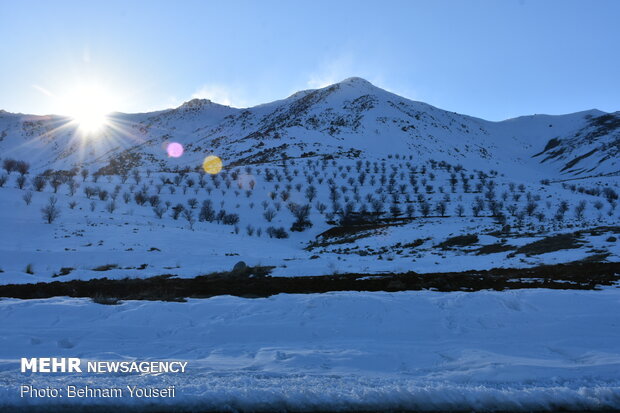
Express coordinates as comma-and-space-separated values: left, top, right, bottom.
1, 288, 620, 411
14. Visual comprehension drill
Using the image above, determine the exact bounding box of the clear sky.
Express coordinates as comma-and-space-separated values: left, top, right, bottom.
0, 0, 618, 121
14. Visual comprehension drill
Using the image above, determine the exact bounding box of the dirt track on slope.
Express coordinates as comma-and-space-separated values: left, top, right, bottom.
0, 261, 618, 302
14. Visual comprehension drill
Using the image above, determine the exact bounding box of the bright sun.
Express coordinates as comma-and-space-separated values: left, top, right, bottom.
58, 84, 117, 134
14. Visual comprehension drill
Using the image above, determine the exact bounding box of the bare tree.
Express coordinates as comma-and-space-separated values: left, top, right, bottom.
305, 185, 317, 202
288, 203, 312, 231
153, 205, 167, 219
187, 198, 198, 209
436, 201, 447, 217
84, 186, 97, 199
67, 179, 79, 196
525, 201, 538, 216
2, 158, 17, 174
41, 196, 60, 224
182, 209, 195, 230
15, 161, 30, 176
455, 204, 465, 217
32, 175, 47, 192
575, 200, 587, 220
171, 203, 185, 220
199, 200, 215, 222
50, 175, 63, 193
420, 201, 431, 217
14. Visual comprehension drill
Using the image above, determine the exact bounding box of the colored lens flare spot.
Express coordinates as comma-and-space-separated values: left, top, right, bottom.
167, 142, 184, 158
203, 155, 223, 174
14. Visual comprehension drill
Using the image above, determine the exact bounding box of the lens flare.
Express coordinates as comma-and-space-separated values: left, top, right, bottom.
203, 155, 223, 174
167, 142, 184, 158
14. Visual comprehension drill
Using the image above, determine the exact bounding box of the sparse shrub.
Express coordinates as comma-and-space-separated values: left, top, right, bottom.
67, 179, 79, 196
305, 185, 317, 202
84, 186, 97, 199
171, 203, 185, 220
263, 208, 277, 222
593, 200, 604, 210
436, 234, 479, 249
15, 175, 27, 189
575, 200, 587, 220
2, 158, 17, 174
14, 160, 29, 175
199, 200, 215, 222
134, 191, 147, 205
525, 201, 538, 216
148, 195, 160, 207
32, 175, 47, 192
153, 205, 167, 219
455, 204, 465, 217
435, 201, 447, 217
371, 199, 384, 214
389, 203, 401, 217
222, 213, 240, 225
49, 175, 63, 193
420, 201, 431, 217
22, 191, 33, 205
182, 209, 195, 230
554, 200, 569, 221
266, 226, 289, 239
405, 203, 415, 217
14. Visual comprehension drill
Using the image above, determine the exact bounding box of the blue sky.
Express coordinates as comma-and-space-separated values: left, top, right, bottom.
0, 0, 618, 120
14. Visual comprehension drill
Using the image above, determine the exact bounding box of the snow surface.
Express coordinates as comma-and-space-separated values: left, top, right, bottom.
1, 289, 620, 411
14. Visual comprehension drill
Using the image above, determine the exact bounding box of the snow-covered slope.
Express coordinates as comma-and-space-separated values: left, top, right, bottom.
0, 78, 617, 178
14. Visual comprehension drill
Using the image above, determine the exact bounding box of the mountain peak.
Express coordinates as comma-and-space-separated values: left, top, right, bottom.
178, 98, 213, 109
338, 77, 374, 86
330, 77, 383, 95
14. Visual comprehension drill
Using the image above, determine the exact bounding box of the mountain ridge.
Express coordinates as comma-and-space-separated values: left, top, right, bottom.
0, 77, 617, 179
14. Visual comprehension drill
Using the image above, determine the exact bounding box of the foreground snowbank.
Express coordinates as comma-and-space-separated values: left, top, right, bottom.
1, 289, 619, 411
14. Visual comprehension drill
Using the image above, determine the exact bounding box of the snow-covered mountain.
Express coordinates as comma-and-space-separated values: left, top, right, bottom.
1, 78, 619, 413
0, 77, 617, 178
